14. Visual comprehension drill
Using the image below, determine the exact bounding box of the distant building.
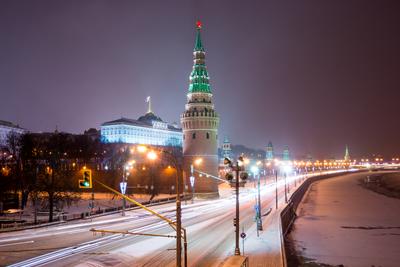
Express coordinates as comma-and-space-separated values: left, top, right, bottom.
0, 120, 26, 147
221, 136, 232, 160
100, 98, 182, 147
344, 145, 350, 161
266, 141, 274, 161
84, 128, 101, 141
282, 145, 290, 161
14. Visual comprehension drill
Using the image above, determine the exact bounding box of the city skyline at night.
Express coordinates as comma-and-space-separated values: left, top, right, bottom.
1, 1, 399, 158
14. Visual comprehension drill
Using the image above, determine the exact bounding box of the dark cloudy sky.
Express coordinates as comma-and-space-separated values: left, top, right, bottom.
1, 1, 399, 158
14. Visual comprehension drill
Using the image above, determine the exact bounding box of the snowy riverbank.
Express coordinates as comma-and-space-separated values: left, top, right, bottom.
287, 171, 400, 267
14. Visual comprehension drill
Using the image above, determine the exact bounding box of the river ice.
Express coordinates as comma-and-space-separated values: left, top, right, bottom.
290, 171, 400, 267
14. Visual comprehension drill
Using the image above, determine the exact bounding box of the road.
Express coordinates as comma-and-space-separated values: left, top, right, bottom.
0, 170, 339, 267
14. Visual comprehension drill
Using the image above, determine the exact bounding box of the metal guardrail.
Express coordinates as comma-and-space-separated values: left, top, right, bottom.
280, 172, 351, 236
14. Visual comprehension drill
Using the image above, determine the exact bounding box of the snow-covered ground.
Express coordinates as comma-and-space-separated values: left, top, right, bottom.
0, 193, 176, 223
290, 171, 400, 267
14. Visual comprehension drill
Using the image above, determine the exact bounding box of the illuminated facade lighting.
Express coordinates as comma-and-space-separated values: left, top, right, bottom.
101, 110, 182, 147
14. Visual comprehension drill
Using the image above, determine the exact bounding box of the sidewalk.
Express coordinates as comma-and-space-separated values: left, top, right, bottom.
243, 208, 286, 267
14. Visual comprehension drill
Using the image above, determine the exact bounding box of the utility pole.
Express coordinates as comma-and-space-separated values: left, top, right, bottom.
235, 160, 240, 255
256, 172, 262, 232
223, 157, 247, 256
122, 170, 126, 216
284, 173, 288, 203
176, 173, 182, 267
190, 164, 195, 204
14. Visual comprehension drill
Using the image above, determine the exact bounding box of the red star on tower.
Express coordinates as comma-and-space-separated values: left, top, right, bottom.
196, 20, 202, 29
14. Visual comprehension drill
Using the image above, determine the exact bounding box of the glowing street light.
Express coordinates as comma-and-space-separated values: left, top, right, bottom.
147, 151, 157, 161
137, 145, 148, 153
194, 158, 203, 166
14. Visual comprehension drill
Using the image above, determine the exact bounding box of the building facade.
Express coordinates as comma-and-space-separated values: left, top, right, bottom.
101, 112, 182, 147
283, 145, 291, 161
181, 21, 220, 197
0, 120, 26, 147
222, 136, 232, 160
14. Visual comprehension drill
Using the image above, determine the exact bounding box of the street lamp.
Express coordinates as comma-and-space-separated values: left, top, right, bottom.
190, 158, 203, 204
250, 165, 262, 233
121, 162, 134, 216
224, 156, 248, 256
136, 145, 186, 267
281, 163, 292, 203
146, 152, 157, 200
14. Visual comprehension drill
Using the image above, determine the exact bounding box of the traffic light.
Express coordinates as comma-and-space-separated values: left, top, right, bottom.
79, 170, 92, 189
240, 171, 249, 181
225, 172, 234, 181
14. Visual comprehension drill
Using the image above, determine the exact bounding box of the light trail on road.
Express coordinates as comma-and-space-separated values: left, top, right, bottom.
2, 170, 347, 266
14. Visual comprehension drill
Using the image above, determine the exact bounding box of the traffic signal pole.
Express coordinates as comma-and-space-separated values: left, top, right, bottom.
94, 179, 187, 267
257, 173, 262, 232
235, 161, 240, 255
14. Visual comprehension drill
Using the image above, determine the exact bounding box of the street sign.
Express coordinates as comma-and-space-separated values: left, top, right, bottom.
190, 176, 195, 187
120, 182, 127, 195
240, 232, 246, 239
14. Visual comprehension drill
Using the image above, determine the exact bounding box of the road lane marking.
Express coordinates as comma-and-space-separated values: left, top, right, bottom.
0, 240, 34, 247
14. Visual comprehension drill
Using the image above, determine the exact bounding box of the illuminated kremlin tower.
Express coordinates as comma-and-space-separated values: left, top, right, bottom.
181, 21, 220, 197
344, 145, 350, 162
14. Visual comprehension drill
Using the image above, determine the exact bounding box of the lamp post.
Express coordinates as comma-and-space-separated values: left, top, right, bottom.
190, 158, 202, 204
121, 167, 127, 217
121, 164, 132, 216
284, 172, 288, 203
190, 165, 195, 204
251, 165, 262, 233
144, 147, 186, 267
224, 156, 247, 256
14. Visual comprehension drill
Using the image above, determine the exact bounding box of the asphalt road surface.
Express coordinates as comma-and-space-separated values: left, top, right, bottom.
0, 171, 332, 267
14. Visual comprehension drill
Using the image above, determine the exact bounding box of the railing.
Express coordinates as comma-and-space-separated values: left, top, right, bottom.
280, 172, 350, 236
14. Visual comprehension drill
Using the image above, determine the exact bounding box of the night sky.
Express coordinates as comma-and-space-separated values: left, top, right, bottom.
1, 1, 399, 159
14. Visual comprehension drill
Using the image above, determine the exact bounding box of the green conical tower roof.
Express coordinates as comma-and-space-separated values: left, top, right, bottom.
188, 21, 212, 94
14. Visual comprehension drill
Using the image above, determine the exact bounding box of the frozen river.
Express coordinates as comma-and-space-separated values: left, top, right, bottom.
289, 171, 400, 267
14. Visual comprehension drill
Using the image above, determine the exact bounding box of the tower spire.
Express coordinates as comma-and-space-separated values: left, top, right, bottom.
146, 96, 152, 114
344, 145, 350, 161
189, 20, 211, 93
194, 20, 204, 52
